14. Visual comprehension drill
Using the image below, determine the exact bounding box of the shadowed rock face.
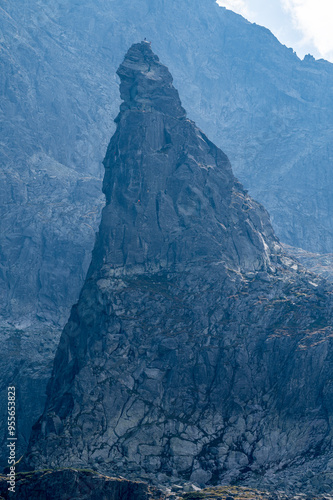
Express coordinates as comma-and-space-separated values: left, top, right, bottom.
26, 43, 333, 494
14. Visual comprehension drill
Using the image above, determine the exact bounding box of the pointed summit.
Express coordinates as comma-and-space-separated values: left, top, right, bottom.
93, 42, 282, 276
116, 42, 186, 118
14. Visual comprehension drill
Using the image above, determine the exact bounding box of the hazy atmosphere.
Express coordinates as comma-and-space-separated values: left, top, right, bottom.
217, 0, 333, 61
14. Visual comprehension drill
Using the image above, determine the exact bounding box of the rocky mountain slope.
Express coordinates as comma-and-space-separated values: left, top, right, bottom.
25, 43, 333, 495
286, 245, 333, 283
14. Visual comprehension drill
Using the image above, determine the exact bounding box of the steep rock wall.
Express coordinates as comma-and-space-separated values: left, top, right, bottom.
25, 44, 333, 494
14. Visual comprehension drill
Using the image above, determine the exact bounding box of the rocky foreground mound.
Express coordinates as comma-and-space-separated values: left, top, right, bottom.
0, 469, 165, 500
1, 469, 332, 500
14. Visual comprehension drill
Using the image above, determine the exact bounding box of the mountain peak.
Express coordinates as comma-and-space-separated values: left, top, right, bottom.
25, 44, 333, 494
96, 42, 284, 275
116, 41, 186, 118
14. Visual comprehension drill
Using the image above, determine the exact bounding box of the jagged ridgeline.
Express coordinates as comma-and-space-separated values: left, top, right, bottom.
26, 43, 333, 493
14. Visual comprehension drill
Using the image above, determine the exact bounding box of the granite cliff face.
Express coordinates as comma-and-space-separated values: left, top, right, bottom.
26, 44, 333, 494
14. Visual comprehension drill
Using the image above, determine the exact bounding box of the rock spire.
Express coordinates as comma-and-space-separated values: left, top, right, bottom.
26, 43, 333, 494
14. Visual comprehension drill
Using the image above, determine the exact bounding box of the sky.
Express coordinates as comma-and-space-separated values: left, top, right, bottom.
216, 0, 333, 63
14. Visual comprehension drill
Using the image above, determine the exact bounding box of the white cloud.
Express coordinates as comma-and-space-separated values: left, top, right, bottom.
216, 0, 251, 18
217, 0, 333, 61
281, 0, 333, 59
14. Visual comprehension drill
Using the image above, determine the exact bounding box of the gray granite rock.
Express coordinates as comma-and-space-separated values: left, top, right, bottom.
25, 44, 333, 495
285, 245, 333, 282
